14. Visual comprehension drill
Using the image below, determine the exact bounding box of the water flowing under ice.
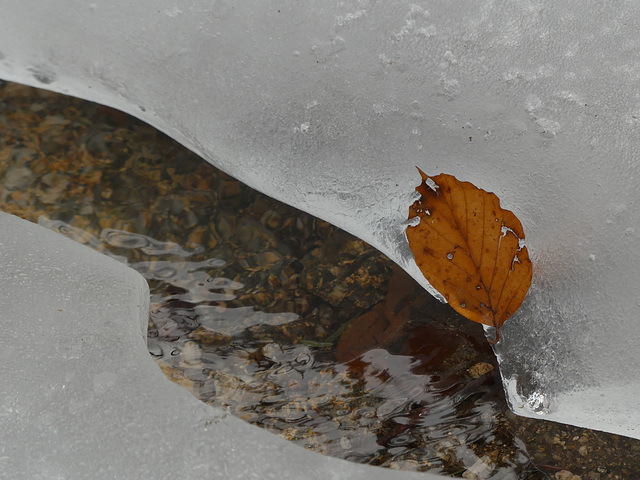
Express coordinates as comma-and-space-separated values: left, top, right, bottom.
1, 0, 640, 441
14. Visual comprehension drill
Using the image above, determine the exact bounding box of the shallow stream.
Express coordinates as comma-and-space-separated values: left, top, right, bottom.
2, 81, 639, 479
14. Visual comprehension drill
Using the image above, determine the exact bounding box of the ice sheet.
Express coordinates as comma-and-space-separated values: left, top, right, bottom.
0, 212, 439, 479
1, 1, 640, 438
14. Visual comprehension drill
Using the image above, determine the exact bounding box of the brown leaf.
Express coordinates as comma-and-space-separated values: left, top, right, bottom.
406, 168, 532, 342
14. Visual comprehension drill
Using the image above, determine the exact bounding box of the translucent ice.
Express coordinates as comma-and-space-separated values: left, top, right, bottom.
2, 1, 640, 439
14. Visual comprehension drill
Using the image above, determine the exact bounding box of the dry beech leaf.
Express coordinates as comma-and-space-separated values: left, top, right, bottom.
406, 168, 532, 343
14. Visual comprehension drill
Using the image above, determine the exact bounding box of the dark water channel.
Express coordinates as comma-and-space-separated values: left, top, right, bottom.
1, 81, 640, 479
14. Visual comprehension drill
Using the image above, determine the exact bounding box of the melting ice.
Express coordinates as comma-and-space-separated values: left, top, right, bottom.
2, 0, 640, 439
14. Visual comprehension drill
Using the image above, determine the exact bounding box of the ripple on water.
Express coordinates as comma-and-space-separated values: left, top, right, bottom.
33, 212, 537, 477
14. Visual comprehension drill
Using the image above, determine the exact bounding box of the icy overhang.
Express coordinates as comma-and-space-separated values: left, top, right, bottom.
1, 0, 640, 440
0, 212, 440, 480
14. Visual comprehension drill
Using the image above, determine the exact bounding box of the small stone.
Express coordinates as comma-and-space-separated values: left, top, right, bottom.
180, 341, 203, 367
389, 460, 420, 470
188, 225, 207, 245
467, 362, 494, 378
339, 436, 352, 450
259, 250, 282, 266
260, 210, 282, 229
187, 327, 232, 346
462, 455, 494, 480
555, 471, 581, 480
221, 179, 241, 197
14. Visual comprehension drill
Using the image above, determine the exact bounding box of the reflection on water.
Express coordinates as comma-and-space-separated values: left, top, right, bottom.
6, 81, 640, 479
37, 211, 538, 476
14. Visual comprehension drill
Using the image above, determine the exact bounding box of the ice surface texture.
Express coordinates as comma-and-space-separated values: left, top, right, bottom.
1, 1, 640, 438
0, 212, 440, 480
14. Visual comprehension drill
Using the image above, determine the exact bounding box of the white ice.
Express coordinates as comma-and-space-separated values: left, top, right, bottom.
1, 0, 640, 446
0, 212, 440, 480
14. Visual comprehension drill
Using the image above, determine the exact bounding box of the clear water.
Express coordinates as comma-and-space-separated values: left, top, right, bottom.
40, 213, 531, 475
3, 81, 640, 479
